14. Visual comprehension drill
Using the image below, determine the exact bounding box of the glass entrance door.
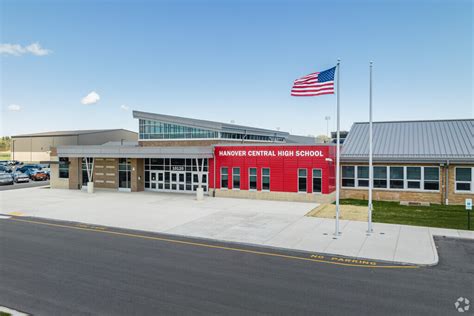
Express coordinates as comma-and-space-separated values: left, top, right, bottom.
171, 172, 186, 191
150, 171, 164, 190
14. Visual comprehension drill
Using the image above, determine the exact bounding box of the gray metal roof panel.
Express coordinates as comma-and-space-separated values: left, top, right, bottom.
341, 119, 474, 161
12, 129, 136, 138
57, 145, 213, 159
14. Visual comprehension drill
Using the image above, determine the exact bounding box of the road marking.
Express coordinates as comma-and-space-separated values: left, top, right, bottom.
8, 211, 25, 216
8, 217, 419, 269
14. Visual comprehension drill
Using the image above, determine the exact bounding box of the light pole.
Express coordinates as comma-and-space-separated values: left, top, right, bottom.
325, 116, 331, 138
11, 139, 15, 161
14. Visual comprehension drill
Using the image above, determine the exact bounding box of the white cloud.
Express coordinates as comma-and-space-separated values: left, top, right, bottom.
7, 104, 22, 111
81, 91, 100, 105
0, 42, 52, 56
120, 104, 130, 111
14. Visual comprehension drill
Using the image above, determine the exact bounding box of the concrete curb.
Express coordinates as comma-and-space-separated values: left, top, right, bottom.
11, 215, 427, 266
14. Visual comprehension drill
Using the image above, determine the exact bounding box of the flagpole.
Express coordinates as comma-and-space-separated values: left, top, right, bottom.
335, 59, 341, 236
368, 61, 374, 233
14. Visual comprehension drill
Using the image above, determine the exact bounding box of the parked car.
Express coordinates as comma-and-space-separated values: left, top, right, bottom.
29, 169, 49, 181
12, 171, 30, 183
0, 165, 12, 173
8, 160, 22, 166
0, 160, 9, 166
17, 165, 49, 181
0, 172, 14, 185
38, 164, 51, 179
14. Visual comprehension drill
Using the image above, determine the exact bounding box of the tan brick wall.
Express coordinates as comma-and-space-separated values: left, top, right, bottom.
448, 165, 474, 205
68, 158, 81, 189
131, 158, 144, 192
341, 189, 442, 204
93, 158, 118, 189
214, 189, 335, 203
49, 156, 69, 189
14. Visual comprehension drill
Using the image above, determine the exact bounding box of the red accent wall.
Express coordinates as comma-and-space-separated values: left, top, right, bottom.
209, 145, 336, 194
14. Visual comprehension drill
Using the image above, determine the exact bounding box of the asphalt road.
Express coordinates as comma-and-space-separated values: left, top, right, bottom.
0, 217, 472, 316
0, 180, 49, 191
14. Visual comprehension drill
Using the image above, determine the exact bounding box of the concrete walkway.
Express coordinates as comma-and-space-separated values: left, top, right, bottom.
1, 188, 473, 265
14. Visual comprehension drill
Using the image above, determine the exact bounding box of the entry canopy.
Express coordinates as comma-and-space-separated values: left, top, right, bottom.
57, 144, 213, 158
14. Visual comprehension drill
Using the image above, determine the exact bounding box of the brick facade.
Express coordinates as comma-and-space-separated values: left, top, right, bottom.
131, 158, 144, 192
68, 158, 81, 190
93, 158, 119, 189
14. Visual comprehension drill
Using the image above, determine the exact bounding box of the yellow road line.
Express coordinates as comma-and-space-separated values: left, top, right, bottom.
8, 217, 419, 269
8, 211, 24, 216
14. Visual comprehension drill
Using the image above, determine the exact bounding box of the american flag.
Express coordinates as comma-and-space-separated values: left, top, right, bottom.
291, 66, 336, 96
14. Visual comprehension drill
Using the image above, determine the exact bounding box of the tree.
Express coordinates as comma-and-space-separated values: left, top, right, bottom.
315, 134, 331, 144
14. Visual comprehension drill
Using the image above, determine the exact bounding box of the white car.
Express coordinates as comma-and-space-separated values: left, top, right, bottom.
12, 171, 30, 183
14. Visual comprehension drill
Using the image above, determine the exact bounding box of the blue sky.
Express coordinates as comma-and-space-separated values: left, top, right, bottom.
1, 0, 472, 137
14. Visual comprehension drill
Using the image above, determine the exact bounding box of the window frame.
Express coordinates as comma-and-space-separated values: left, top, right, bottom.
261, 168, 270, 192
232, 167, 240, 190
341, 166, 355, 188
312, 168, 322, 194
341, 165, 440, 192
454, 167, 474, 193
298, 168, 307, 193
58, 157, 69, 179
220, 167, 229, 190
248, 167, 257, 191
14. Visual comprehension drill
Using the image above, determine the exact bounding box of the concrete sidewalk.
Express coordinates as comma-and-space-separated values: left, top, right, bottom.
1, 188, 473, 265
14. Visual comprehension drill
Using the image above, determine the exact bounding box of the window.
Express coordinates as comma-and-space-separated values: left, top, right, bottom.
312, 169, 322, 193
262, 168, 270, 191
341, 165, 440, 192
373, 166, 387, 188
357, 166, 369, 187
249, 168, 257, 190
59, 157, 69, 179
406, 167, 421, 189
342, 166, 355, 187
455, 167, 473, 192
139, 119, 219, 140
298, 169, 307, 192
221, 167, 228, 189
390, 167, 404, 189
232, 168, 240, 189
423, 167, 439, 191
119, 158, 131, 189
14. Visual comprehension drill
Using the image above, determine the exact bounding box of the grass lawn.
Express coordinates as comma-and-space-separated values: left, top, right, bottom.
340, 199, 473, 231
0, 151, 11, 160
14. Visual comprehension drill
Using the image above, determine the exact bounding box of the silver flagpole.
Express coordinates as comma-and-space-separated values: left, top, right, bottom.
335, 59, 341, 236
368, 61, 374, 233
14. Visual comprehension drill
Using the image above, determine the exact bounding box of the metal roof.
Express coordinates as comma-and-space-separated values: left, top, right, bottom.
12, 129, 136, 138
341, 119, 474, 163
133, 110, 290, 138
57, 144, 213, 159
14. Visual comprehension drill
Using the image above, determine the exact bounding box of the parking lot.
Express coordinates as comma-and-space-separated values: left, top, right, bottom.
0, 180, 49, 191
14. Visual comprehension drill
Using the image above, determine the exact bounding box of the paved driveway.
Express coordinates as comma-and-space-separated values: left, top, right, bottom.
0, 188, 314, 234
2, 187, 472, 265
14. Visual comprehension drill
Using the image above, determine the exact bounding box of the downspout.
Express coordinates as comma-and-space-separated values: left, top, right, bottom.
213, 149, 216, 198
445, 160, 449, 205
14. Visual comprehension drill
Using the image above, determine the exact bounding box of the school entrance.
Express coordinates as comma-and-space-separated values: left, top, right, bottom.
145, 158, 208, 193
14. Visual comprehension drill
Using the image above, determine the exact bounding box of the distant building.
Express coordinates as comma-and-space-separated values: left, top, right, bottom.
341, 119, 473, 205
330, 130, 349, 144
11, 129, 137, 162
